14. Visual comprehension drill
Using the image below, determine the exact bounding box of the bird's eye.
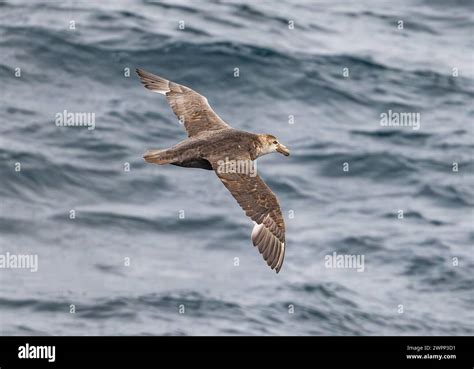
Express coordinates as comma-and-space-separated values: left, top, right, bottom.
273, 141, 278, 144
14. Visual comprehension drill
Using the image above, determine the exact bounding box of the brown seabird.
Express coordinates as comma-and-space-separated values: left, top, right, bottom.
137, 68, 290, 273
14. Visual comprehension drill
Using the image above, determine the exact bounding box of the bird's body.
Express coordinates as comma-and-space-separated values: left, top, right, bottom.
144, 129, 261, 169
137, 68, 290, 273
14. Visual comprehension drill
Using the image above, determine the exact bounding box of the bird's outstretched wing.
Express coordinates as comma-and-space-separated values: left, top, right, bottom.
210, 159, 286, 273
136, 68, 231, 137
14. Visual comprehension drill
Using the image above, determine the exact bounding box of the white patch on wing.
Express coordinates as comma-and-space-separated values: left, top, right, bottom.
251, 223, 264, 242
150, 89, 169, 95
276, 242, 285, 269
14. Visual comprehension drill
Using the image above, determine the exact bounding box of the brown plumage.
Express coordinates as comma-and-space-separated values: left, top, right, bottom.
137, 68, 290, 273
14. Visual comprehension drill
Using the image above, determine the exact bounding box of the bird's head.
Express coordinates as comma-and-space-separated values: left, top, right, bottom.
257, 134, 290, 157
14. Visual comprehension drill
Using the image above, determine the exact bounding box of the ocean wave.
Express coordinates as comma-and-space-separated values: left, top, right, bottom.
1, 0, 472, 337
417, 183, 473, 207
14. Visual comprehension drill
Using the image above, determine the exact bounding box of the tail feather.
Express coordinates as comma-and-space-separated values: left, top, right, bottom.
143, 149, 174, 164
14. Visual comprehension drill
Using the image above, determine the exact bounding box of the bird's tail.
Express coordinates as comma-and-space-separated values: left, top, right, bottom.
143, 149, 175, 164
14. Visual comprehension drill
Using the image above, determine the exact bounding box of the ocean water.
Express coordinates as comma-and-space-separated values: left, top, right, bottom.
0, 0, 473, 336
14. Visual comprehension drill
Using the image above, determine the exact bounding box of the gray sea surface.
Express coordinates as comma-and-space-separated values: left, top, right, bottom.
0, 0, 473, 335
